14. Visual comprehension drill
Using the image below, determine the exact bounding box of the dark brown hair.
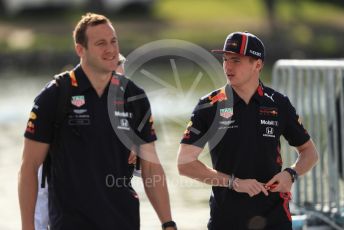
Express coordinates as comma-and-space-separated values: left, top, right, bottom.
73, 13, 111, 48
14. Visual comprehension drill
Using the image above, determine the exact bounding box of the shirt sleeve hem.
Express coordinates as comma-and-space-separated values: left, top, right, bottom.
24, 134, 51, 144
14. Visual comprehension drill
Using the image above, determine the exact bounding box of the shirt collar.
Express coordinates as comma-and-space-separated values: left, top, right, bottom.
230, 81, 265, 106
73, 64, 94, 93
252, 81, 265, 104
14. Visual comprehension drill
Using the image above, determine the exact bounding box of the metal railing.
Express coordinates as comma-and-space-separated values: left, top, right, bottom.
272, 59, 344, 228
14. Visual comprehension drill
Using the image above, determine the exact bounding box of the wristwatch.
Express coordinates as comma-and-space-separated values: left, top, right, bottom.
284, 168, 298, 183
162, 220, 177, 230
228, 174, 235, 190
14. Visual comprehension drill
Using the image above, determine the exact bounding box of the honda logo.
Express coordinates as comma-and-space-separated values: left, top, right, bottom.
266, 127, 274, 135
120, 119, 129, 127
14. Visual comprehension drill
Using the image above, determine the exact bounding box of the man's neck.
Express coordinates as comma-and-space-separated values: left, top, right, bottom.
232, 80, 260, 104
81, 63, 112, 97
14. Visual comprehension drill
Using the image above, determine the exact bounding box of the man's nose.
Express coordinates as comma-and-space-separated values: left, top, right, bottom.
106, 43, 117, 53
224, 61, 232, 71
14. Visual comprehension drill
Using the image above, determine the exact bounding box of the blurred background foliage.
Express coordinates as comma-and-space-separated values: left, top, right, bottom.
0, 0, 343, 74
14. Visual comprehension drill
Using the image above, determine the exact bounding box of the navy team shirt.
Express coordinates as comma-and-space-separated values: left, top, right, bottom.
181, 82, 310, 230
25, 65, 156, 230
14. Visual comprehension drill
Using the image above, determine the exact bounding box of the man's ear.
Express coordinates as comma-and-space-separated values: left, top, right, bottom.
256, 59, 264, 72
75, 43, 84, 58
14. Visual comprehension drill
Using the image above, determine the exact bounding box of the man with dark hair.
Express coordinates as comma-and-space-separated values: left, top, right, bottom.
19, 13, 176, 230
178, 31, 318, 230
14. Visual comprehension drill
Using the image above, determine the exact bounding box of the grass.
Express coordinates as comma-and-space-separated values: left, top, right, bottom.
0, 0, 343, 64
33, 33, 74, 51
277, 0, 344, 26
153, 0, 267, 45
154, 0, 266, 24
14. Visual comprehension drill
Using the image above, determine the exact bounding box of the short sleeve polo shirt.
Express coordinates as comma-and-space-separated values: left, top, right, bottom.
24, 65, 156, 230
181, 82, 310, 228
181, 82, 309, 180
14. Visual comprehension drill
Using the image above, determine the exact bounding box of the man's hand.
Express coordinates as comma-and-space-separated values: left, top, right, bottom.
233, 178, 269, 197
265, 171, 293, 193
128, 150, 137, 164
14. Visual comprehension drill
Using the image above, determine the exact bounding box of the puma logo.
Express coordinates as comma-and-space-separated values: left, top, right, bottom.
264, 92, 275, 102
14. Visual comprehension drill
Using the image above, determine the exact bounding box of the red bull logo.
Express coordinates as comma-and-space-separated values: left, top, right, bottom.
182, 121, 193, 139
29, 112, 37, 120
26, 121, 35, 133
209, 91, 227, 104
69, 71, 78, 87
259, 107, 278, 116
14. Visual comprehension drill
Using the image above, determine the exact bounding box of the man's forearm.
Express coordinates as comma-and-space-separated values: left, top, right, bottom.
142, 163, 172, 223
178, 160, 230, 187
293, 140, 319, 176
18, 163, 38, 230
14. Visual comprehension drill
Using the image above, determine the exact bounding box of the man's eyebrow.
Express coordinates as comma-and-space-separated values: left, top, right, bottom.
95, 39, 106, 43
94, 36, 117, 43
